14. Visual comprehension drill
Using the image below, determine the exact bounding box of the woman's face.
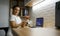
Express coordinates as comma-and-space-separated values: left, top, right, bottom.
13, 7, 20, 15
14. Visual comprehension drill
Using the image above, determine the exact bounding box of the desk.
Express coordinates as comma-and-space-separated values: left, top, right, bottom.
12, 27, 60, 36
12, 27, 31, 36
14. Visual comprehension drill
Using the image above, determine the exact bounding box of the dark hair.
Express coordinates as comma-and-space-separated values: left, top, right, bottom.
13, 5, 20, 10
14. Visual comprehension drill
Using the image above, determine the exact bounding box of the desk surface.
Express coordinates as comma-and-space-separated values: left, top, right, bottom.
12, 27, 60, 36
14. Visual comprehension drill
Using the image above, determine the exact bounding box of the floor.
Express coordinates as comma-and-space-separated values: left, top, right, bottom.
0, 30, 5, 36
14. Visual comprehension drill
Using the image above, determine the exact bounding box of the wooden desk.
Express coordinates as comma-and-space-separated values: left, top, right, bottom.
12, 27, 31, 36
12, 27, 60, 36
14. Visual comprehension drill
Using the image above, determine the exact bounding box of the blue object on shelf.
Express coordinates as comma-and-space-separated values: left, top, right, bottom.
36, 18, 44, 27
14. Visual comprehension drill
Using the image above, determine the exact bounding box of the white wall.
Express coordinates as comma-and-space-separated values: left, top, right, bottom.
0, 0, 9, 27
30, 0, 60, 28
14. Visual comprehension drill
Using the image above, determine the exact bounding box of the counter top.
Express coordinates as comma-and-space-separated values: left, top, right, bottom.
12, 27, 60, 36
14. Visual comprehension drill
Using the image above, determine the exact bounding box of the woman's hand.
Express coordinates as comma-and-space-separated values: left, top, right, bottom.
21, 21, 27, 28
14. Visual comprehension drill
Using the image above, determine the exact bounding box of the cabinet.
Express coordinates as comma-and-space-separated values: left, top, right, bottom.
19, 6, 30, 17
24, 0, 31, 5
55, 1, 60, 28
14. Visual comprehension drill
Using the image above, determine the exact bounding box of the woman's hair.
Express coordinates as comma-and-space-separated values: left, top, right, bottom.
12, 5, 20, 10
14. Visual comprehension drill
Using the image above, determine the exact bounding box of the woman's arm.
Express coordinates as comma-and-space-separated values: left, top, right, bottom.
10, 21, 27, 28
10, 21, 20, 28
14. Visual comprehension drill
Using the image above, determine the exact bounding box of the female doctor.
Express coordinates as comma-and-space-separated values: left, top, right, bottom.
7, 5, 25, 36
10, 5, 23, 28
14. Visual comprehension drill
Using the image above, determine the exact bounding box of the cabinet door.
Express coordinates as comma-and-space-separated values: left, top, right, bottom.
23, 9, 29, 16
20, 7, 29, 17
55, 1, 60, 27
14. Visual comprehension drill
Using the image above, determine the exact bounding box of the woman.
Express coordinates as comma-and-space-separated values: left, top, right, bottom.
8, 5, 23, 36
10, 5, 22, 28
9, 5, 30, 36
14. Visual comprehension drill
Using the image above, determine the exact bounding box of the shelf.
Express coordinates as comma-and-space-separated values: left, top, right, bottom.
19, 6, 30, 17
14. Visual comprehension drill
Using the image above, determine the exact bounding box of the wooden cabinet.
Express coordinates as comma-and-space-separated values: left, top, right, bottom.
19, 6, 30, 17
24, 0, 31, 5
55, 1, 60, 28
10, 0, 24, 7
